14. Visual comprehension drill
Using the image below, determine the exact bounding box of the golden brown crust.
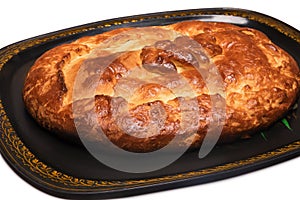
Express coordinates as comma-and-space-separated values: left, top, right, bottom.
23, 21, 300, 152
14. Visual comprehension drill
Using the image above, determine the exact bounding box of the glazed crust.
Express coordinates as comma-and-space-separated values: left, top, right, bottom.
23, 21, 300, 152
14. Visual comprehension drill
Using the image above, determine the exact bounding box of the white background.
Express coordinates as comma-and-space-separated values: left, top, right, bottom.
0, 0, 299, 199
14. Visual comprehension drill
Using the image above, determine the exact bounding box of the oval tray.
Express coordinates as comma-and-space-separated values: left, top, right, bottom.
1, 8, 300, 199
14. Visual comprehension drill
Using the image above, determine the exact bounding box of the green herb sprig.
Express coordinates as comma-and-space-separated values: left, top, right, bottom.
281, 118, 292, 131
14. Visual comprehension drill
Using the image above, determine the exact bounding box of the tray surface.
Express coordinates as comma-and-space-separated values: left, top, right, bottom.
0, 8, 300, 199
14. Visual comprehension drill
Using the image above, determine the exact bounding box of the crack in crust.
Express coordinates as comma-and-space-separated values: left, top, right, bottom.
23, 21, 300, 152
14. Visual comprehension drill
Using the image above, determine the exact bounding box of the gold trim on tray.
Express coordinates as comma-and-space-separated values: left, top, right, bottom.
0, 8, 300, 192
1, 98, 300, 191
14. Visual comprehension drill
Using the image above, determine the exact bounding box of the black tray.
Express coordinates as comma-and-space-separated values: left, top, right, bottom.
1, 8, 300, 199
